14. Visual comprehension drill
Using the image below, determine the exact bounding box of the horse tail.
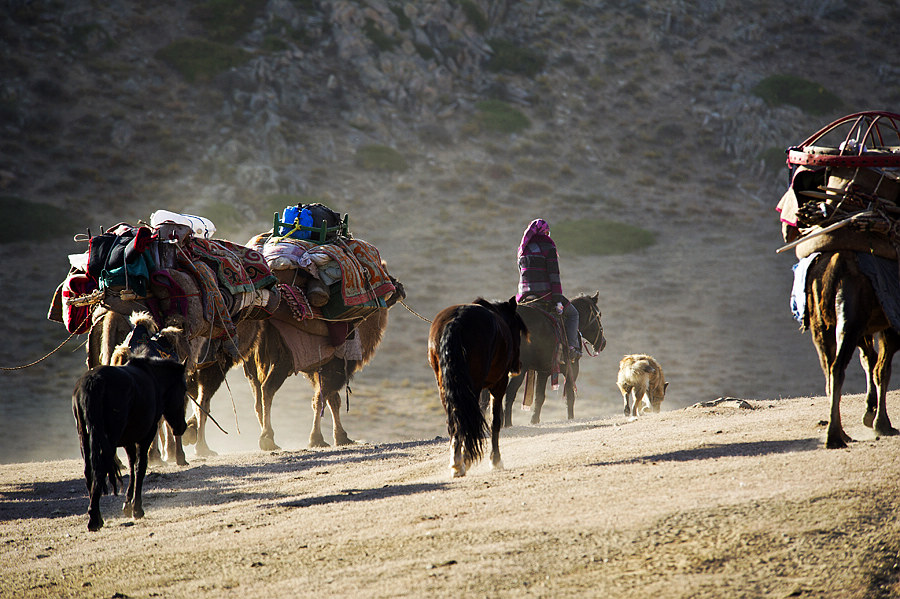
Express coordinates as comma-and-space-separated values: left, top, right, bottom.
76, 373, 123, 496
438, 316, 488, 465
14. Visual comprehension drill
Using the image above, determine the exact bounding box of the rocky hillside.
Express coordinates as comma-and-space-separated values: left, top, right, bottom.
1, 0, 899, 462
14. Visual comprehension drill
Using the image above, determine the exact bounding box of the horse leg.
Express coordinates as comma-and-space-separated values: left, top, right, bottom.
131, 442, 150, 520
489, 382, 506, 471
450, 435, 465, 478
122, 444, 137, 518
503, 372, 525, 428
872, 329, 900, 438
859, 335, 878, 427
530, 372, 550, 425
564, 359, 579, 420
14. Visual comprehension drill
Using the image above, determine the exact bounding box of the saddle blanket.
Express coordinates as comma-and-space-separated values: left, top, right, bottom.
252, 235, 395, 307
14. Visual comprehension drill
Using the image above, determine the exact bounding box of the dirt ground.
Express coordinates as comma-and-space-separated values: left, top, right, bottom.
3, 391, 900, 598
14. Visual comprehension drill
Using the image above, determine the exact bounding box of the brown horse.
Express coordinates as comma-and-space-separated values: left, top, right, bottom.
502, 293, 606, 426
805, 251, 900, 448
428, 297, 528, 478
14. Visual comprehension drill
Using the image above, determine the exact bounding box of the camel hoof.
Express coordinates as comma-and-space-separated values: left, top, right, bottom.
308, 437, 330, 449
335, 436, 355, 446
181, 423, 198, 445
194, 444, 218, 457
259, 435, 280, 451
491, 459, 504, 471
530, 415, 541, 425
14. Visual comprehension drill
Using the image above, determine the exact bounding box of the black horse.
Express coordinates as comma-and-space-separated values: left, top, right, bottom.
72, 354, 188, 531
428, 297, 528, 477
501, 292, 606, 427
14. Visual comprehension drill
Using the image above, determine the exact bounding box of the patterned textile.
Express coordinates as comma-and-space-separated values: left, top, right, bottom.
189, 238, 276, 295
257, 236, 395, 307
175, 253, 239, 357
278, 283, 313, 322
516, 233, 563, 305
269, 319, 363, 374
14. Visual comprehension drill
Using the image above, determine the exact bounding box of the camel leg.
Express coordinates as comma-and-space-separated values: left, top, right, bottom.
244, 357, 290, 451
185, 363, 231, 457
148, 426, 164, 466
530, 372, 550, 425
309, 359, 355, 447
308, 370, 330, 448
872, 330, 900, 438
503, 372, 525, 428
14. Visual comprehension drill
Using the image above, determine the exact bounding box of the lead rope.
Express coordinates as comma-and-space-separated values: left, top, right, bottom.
0, 308, 94, 371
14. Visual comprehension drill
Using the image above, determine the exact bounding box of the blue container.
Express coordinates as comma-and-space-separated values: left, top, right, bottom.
280, 206, 314, 239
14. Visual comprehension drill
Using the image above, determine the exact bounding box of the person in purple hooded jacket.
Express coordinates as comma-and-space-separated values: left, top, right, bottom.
515, 218, 581, 358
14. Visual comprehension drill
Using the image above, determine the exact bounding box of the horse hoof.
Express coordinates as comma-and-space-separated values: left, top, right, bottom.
875, 425, 900, 438
88, 517, 103, 532
133, 508, 144, 520
863, 411, 876, 428
451, 465, 466, 478
122, 502, 133, 518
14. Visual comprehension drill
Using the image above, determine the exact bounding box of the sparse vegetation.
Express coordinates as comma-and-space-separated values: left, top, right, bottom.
752, 74, 843, 115
473, 99, 531, 135
190, 0, 268, 44
155, 38, 253, 83
0, 196, 79, 242
486, 39, 546, 77
552, 218, 656, 255
460, 0, 488, 33
355, 145, 408, 172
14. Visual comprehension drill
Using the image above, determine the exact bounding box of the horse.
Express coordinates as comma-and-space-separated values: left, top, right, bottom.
72, 353, 188, 531
428, 297, 528, 478
805, 251, 900, 448
241, 276, 405, 450
501, 292, 606, 427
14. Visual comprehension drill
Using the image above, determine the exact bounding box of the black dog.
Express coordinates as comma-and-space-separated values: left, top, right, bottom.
72, 353, 188, 531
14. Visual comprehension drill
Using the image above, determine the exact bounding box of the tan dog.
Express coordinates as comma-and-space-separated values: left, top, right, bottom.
616, 354, 668, 418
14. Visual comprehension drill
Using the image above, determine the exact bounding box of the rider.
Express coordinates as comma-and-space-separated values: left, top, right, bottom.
515, 218, 581, 359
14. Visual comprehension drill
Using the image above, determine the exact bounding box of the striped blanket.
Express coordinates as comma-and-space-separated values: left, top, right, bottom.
254, 235, 395, 307
190, 238, 276, 295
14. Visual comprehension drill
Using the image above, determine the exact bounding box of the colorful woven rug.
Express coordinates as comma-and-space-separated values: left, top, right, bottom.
258, 236, 395, 306
190, 238, 276, 295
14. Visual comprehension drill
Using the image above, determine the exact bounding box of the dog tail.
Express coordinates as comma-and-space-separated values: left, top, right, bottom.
438, 317, 488, 467
76, 373, 123, 496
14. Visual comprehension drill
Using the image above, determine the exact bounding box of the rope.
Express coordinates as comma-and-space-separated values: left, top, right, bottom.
399, 299, 432, 324
0, 309, 93, 371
